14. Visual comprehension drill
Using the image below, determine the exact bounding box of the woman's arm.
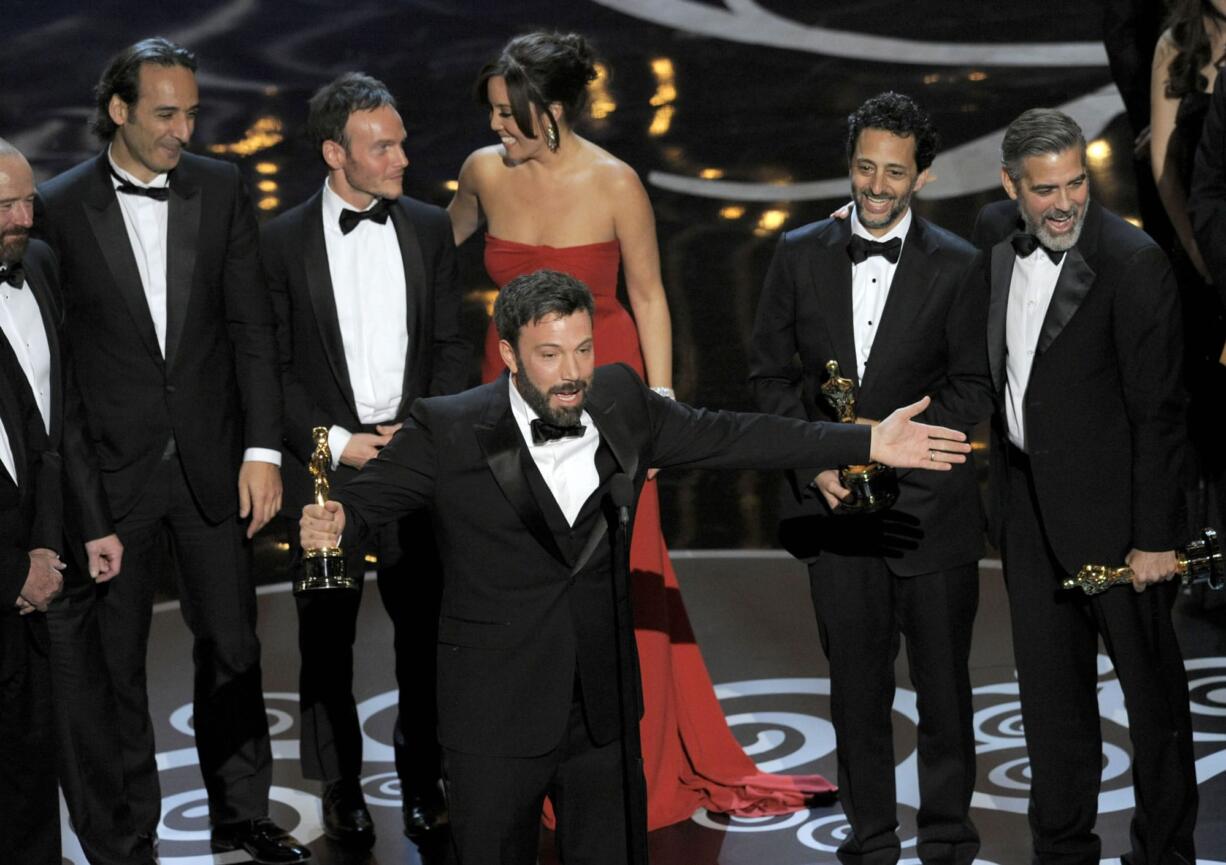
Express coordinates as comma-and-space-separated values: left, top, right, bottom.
447, 150, 486, 246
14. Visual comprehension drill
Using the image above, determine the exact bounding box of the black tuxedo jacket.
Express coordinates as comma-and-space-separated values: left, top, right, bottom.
972, 199, 1187, 573
36, 151, 281, 523
1190, 81, 1226, 310
261, 188, 468, 512
0, 240, 111, 554
749, 214, 991, 575
332, 363, 869, 758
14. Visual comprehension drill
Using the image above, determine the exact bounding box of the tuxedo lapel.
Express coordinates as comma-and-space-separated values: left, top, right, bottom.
987, 240, 1014, 393
163, 167, 201, 371
1036, 204, 1100, 355
812, 220, 859, 387
474, 380, 569, 568
860, 219, 936, 399
302, 194, 357, 414
390, 201, 425, 417
23, 267, 63, 446
81, 155, 162, 366
583, 384, 640, 483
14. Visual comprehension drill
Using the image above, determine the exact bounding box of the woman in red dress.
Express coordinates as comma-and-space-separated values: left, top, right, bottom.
447, 31, 834, 830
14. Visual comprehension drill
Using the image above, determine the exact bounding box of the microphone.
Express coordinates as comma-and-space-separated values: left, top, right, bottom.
609, 474, 633, 529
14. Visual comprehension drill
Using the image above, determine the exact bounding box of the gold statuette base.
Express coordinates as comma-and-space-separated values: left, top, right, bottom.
834, 462, 900, 515
294, 547, 359, 595
1060, 527, 1223, 595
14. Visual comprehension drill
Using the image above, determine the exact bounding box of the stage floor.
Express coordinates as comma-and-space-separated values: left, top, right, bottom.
60, 552, 1226, 865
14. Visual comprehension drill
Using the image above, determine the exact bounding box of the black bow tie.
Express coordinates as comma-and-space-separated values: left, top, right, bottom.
530, 418, 586, 445
110, 166, 170, 202
1011, 233, 1064, 264
0, 263, 24, 289
339, 198, 393, 235
847, 234, 902, 265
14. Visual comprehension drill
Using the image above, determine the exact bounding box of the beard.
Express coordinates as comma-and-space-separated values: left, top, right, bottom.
1, 227, 29, 266
1018, 197, 1087, 251
852, 183, 913, 232
514, 365, 591, 427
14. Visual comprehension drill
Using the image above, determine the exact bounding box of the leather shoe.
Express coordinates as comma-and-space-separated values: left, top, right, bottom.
211, 817, 311, 864
403, 789, 448, 838
322, 778, 375, 845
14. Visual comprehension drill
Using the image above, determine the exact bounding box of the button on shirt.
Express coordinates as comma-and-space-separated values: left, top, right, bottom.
320, 180, 410, 467
0, 276, 52, 434
508, 377, 600, 526
850, 206, 911, 382
108, 148, 280, 466
1004, 249, 1065, 450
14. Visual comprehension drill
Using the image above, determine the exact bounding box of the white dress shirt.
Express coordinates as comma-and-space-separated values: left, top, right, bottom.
108, 148, 279, 466
1004, 250, 1065, 450
0, 410, 15, 485
0, 276, 52, 434
508, 377, 600, 526
850, 206, 912, 382
320, 180, 409, 467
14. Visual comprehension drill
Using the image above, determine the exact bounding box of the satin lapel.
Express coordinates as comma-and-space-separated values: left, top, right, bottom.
163, 169, 200, 371
82, 158, 162, 365
390, 202, 426, 416
1036, 247, 1094, 355
24, 270, 63, 446
303, 195, 357, 414
0, 381, 25, 487
584, 383, 639, 483
813, 220, 859, 387
474, 382, 569, 567
987, 241, 1015, 393
860, 219, 935, 399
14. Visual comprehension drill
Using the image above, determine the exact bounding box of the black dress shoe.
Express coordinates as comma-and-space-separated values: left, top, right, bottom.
211, 817, 311, 864
403, 790, 448, 838
322, 778, 375, 845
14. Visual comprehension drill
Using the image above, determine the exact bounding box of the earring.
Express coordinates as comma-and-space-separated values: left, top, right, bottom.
545, 122, 559, 153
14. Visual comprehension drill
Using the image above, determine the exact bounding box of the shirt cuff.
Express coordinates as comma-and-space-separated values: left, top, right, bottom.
242, 447, 282, 467
328, 426, 352, 471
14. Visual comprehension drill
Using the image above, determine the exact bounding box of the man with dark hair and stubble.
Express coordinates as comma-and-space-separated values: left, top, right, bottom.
972, 107, 1197, 863
750, 91, 992, 865
35, 37, 308, 863
262, 71, 467, 846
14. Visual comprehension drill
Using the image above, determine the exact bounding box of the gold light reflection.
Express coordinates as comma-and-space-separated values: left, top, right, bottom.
648, 105, 675, 137
257, 196, 280, 211
648, 57, 677, 137
364, 553, 379, 565
967, 70, 988, 82
443, 179, 459, 192
719, 205, 745, 220
257, 180, 278, 193
699, 168, 724, 180
255, 161, 279, 175
209, 116, 284, 157
469, 289, 500, 317
588, 63, 617, 120
275, 541, 291, 552
1124, 215, 1143, 228
1086, 139, 1113, 167
922, 73, 941, 85
754, 208, 788, 235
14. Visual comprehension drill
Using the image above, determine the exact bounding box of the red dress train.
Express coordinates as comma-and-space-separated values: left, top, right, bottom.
481, 234, 835, 829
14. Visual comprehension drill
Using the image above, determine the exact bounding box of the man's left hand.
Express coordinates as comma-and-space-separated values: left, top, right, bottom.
869, 396, 970, 469
238, 461, 282, 539
84, 533, 124, 582
1125, 548, 1180, 591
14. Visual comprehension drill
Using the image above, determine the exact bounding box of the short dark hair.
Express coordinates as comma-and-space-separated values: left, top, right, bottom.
1001, 108, 1086, 181
91, 37, 197, 141
493, 269, 595, 349
846, 91, 939, 173
307, 72, 397, 154
475, 31, 598, 144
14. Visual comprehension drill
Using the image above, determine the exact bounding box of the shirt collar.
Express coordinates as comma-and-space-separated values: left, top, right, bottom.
107, 145, 170, 189
849, 205, 912, 247
322, 177, 386, 235
507, 374, 593, 446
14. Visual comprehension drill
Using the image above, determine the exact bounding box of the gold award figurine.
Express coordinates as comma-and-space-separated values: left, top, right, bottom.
819, 359, 899, 514
1061, 527, 1223, 595
294, 426, 359, 594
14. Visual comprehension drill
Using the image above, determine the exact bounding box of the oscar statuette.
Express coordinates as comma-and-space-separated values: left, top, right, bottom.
820, 359, 899, 514
294, 426, 359, 595
1061, 527, 1223, 595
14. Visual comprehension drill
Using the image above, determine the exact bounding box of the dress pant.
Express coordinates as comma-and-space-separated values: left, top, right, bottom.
1002, 449, 1197, 865
443, 684, 628, 865
809, 552, 980, 865
46, 564, 151, 864
0, 614, 59, 864
295, 510, 442, 794
98, 451, 272, 834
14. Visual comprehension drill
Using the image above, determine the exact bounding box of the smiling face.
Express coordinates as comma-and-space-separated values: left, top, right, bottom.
323, 104, 408, 208
499, 310, 595, 426
849, 127, 927, 237
1002, 146, 1089, 251
108, 62, 198, 182
486, 75, 555, 160
0, 153, 35, 266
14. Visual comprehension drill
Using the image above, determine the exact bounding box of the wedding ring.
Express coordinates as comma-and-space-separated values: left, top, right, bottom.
929, 449, 936, 462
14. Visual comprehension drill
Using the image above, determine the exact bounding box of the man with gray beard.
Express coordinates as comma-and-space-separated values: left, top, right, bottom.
972, 108, 1197, 864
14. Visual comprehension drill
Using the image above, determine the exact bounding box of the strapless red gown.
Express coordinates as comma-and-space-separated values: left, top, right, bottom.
481, 234, 835, 830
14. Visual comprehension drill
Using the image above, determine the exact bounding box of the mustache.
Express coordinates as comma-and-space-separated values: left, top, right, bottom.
549, 379, 587, 397
1042, 205, 1078, 220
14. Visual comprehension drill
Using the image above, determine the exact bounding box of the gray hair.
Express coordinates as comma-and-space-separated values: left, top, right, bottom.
1001, 108, 1085, 181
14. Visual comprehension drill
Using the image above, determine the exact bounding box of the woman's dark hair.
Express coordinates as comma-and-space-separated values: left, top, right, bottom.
1165, 0, 1226, 99
91, 37, 197, 141
846, 91, 939, 173
475, 31, 598, 143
